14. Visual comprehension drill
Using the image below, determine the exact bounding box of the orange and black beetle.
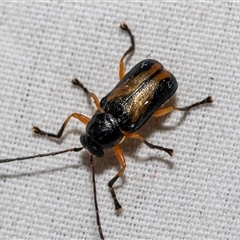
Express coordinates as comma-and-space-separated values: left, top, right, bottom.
71, 24, 212, 213
0, 23, 213, 240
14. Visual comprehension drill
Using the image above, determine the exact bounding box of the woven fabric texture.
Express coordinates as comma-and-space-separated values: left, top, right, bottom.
0, 2, 239, 240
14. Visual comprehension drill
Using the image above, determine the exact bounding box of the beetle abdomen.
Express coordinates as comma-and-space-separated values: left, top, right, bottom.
100, 59, 178, 132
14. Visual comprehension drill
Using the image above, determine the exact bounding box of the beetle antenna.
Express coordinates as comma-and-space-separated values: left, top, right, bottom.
0, 147, 83, 164
90, 155, 105, 240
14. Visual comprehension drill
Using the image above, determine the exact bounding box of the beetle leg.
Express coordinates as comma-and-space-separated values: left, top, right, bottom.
119, 23, 135, 80
108, 145, 126, 212
32, 113, 90, 139
72, 78, 90, 95
152, 96, 213, 117
123, 131, 173, 156
72, 78, 104, 112
89, 92, 105, 113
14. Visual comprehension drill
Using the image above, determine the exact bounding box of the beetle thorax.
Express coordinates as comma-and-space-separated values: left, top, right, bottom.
80, 111, 124, 157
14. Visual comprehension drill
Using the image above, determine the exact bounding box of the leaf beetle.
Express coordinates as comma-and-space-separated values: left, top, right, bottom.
0, 23, 213, 240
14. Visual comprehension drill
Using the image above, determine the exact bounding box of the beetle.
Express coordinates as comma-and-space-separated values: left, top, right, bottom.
0, 23, 213, 240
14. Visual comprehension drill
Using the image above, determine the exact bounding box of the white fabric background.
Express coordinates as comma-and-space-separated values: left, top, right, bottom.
0, 2, 239, 240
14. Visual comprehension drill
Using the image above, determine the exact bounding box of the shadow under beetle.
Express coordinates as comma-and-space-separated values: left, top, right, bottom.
0, 23, 213, 240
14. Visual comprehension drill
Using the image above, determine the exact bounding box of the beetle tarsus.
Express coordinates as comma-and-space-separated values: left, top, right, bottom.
108, 175, 122, 212
32, 126, 45, 135
143, 140, 174, 156
72, 78, 90, 96
177, 96, 213, 111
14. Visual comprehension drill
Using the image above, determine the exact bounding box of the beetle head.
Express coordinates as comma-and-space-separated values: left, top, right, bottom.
80, 134, 104, 158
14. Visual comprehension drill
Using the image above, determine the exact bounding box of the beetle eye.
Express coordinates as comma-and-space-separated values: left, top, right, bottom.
80, 134, 104, 158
